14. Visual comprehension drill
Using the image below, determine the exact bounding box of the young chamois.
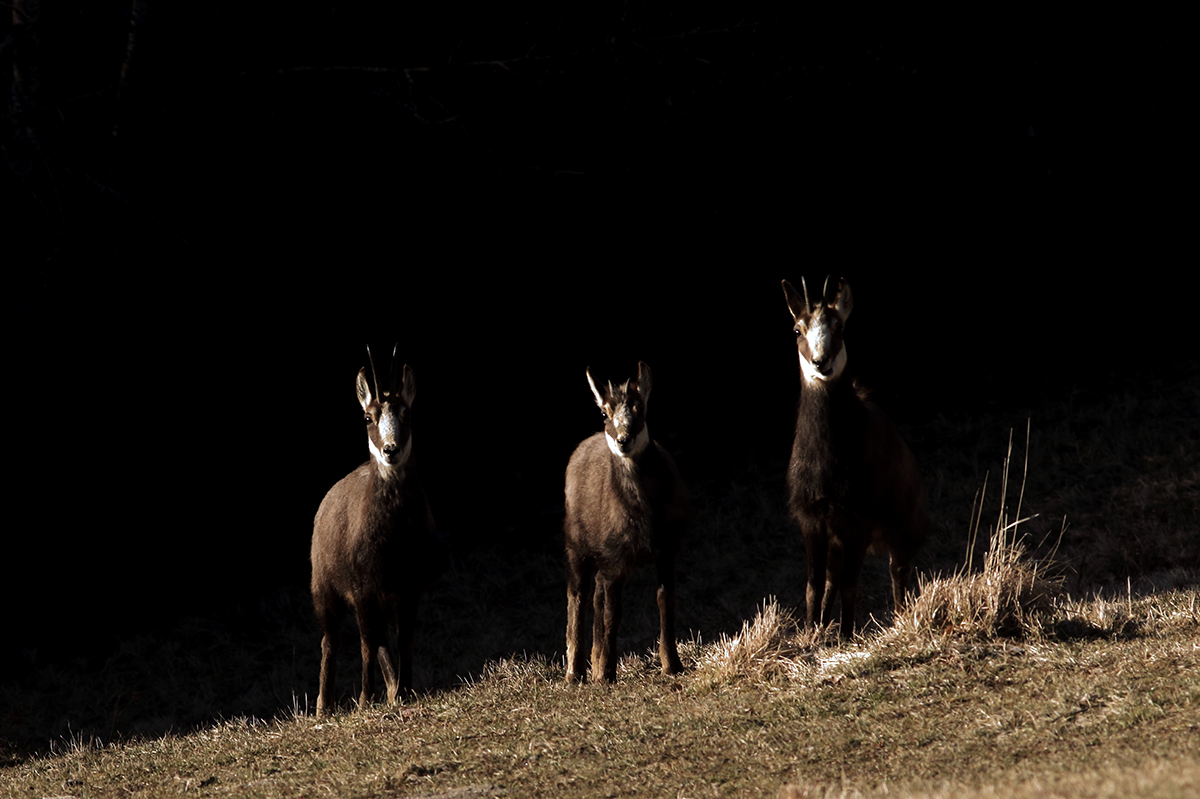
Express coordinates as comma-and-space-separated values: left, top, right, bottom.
564, 362, 691, 684
310, 347, 436, 715
782, 277, 927, 639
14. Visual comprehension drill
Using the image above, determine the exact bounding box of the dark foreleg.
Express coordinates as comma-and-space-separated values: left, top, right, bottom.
314, 592, 345, 717
394, 595, 418, 701
592, 574, 624, 683
655, 552, 683, 676
802, 523, 829, 628
889, 553, 915, 615
356, 605, 396, 709
565, 556, 592, 684
821, 537, 844, 630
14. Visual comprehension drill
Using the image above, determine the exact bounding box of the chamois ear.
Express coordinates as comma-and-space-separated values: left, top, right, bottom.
399, 365, 416, 407
636, 361, 652, 405
782, 279, 809, 322
832, 277, 853, 320
586, 367, 607, 408
356, 367, 375, 409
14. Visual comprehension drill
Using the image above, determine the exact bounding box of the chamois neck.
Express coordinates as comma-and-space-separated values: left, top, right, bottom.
798, 368, 857, 405
369, 454, 414, 494
793, 373, 861, 462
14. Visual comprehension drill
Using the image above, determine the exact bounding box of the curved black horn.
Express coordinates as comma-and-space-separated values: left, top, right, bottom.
366, 345, 382, 400
389, 343, 400, 394
822, 275, 838, 306
801, 276, 811, 311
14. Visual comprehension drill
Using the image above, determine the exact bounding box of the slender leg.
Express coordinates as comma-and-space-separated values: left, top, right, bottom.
803, 523, 828, 628
821, 536, 844, 630
317, 632, 339, 717
378, 642, 399, 705
591, 577, 606, 681
565, 556, 591, 684
655, 552, 683, 675
592, 574, 624, 683
890, 554, 914, 614
314, 593, 344, 717
396, 594, 418, 700
355, 605, 380, 709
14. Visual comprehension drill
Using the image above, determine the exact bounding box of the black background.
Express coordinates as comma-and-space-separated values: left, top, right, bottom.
4, 3, 1190, 664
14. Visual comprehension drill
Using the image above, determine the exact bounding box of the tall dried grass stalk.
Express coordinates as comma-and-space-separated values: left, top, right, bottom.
889, 423, 1062, 643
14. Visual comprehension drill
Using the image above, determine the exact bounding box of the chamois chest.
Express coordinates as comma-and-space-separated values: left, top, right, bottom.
564, 434, 686, 565
787, 381, 870, 510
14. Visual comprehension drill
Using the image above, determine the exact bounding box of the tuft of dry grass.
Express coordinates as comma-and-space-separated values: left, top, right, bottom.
885, 425, 1062, 646
691, 598, 820, 688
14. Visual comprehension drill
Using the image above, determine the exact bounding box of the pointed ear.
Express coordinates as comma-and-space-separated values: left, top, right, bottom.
400, 364, 416, 406
586, 367, 606, 408
356, 367, 374, 409
781, 279, 808, 322
833, 277, 853, 320
636, 361, 652, 405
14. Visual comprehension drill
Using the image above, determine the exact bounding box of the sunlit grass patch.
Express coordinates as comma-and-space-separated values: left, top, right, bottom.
691, 598, 821, 689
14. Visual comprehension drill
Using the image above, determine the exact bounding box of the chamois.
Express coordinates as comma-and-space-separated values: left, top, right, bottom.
564, 362, 691, 684
782, 277, 927, 638
310, 347, 436, 715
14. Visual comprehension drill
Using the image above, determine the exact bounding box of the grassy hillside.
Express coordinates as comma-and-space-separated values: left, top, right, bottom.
2, 365, 1197, 797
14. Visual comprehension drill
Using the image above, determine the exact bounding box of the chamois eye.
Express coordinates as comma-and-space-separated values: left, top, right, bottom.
364, 414, 373, 424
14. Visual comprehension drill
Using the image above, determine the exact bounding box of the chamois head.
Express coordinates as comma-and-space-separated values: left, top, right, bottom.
782, 276, 854, 385
355, 345, 416, 470
586, 361, 652, 459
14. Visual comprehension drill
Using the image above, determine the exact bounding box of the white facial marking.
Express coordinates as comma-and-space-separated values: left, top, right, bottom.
369, 437, 388, 466
809, 323, 833, 362
378, 409, 397, 445
368, 406, 411, 470
800, 319, 846, 385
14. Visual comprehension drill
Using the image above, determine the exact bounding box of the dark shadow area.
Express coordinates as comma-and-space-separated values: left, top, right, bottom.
3, 2, 1193, 759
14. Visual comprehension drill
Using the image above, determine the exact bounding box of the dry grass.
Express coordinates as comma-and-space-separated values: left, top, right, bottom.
885, 426, 1061, 644
691, 599, 819, 689
4, 578, 1196, 798
3, 369, 1199, 797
